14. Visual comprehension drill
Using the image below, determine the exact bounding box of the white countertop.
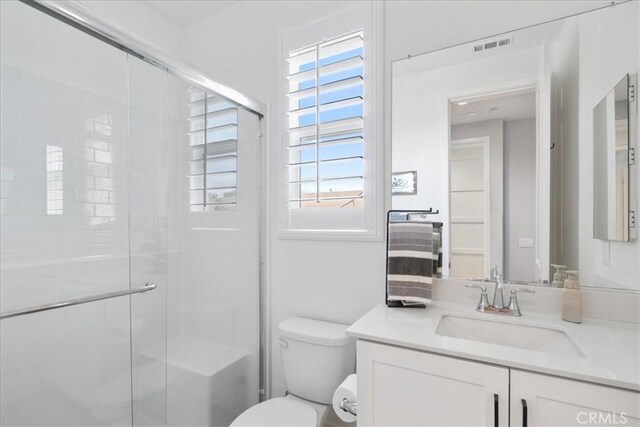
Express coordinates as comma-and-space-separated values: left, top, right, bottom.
347, 302, 640, 391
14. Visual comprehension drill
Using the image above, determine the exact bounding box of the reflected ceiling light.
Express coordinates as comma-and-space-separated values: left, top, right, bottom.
457, 101, 469, 106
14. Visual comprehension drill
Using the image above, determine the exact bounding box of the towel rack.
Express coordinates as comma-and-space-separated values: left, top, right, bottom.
405, 207, 439, 219
389, 208, 441, 221
0, 283, 157, 320
385, 210, 443, 308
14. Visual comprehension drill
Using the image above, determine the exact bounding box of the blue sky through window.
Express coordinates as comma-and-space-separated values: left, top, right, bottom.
292, 46, 364, 193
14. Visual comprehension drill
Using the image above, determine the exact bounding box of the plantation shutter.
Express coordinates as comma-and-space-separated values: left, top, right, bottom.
286, 32, 364, 209
188, 90, 239, 211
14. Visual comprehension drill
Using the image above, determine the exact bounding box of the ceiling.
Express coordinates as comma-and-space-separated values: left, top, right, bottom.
450, 89, 536, 125
146, 1, 238, 27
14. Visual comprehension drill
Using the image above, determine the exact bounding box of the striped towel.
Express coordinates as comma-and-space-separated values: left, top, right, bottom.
387, 220, 442, 306
433, 223, 443, 276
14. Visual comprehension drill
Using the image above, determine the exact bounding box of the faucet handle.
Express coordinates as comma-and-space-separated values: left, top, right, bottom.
466, 283, 486, 292
466, 283, 490, 312
510, 288, 535, 296
507, 288, 535, 316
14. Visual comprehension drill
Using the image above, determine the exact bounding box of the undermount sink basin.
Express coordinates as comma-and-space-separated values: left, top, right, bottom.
435, 314, 587, 358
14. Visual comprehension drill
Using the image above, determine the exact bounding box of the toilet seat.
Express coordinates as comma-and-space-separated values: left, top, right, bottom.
230, 397, 317, 427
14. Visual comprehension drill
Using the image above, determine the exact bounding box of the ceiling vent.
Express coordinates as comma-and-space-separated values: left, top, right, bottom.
473, 34, 514, 53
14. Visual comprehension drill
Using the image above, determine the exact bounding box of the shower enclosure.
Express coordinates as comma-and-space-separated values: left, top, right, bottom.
0, 1, 265, 426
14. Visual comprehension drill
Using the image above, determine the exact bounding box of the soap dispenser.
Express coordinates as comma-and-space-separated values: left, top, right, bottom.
562, 270, 581, 323
551, 264, 568, 287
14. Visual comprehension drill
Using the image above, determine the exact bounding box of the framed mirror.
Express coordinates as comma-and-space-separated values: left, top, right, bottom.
593, 74, 637, 242
391, 1, 639, 290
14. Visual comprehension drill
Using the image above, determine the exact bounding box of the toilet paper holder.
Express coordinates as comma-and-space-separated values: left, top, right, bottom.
339, 398, 357, 416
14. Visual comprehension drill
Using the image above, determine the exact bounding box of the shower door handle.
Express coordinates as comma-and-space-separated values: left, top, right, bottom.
0, 282, 157, 320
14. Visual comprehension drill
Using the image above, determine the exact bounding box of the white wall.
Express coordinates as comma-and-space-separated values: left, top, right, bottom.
383, 1, 614, 64
79, 0, 181, 57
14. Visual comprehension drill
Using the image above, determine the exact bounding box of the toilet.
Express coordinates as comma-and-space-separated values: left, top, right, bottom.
231, 317, 356, 426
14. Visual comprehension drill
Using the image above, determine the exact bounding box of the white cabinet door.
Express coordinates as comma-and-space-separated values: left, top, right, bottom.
357, 341, 509, 426
511, 370, 640, 427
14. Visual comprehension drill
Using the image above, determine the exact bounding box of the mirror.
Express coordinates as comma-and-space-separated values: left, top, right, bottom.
593, 74, 637, 241
391, 1, 640, 289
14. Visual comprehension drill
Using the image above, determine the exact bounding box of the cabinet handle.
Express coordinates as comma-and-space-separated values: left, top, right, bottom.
521, 399, 528, 427
494, 394, 499, 427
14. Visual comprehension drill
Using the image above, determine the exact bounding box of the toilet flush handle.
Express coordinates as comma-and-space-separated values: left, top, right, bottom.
274, 339, 288, 349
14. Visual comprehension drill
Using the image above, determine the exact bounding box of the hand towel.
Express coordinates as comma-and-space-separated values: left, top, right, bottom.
387, 220, 439, 305
433, 223, 443, 276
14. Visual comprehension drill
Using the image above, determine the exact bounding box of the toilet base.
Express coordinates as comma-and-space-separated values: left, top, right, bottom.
284, 394, 330, 426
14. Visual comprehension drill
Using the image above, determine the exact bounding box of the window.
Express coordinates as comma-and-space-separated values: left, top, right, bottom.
188, 89, 239, 211
281, 3, 382, 239
286, 32, 364, 209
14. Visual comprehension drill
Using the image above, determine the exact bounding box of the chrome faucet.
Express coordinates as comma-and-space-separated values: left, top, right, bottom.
491, 265, 506, 309
466, 276, 535, 317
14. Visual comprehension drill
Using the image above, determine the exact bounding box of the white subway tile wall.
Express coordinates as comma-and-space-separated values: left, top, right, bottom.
0, 65, 130, 311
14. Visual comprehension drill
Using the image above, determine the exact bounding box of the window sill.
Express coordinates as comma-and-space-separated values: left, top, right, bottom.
278, 228, 384, 242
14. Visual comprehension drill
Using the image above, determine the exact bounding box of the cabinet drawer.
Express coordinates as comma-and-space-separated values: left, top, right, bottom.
357, 341, 509, 426
511, 370, 640, 427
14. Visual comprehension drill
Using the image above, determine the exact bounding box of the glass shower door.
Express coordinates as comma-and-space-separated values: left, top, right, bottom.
1, 3, 263, 426
0, 2, 158, 425
161, 75, 263, 427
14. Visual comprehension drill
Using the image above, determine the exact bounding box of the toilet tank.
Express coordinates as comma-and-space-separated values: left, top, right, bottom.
278, 317, 355, 404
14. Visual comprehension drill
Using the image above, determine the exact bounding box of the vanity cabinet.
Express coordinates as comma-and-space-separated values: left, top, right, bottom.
357, 341, 640, 427
510, 370, 640, 427
357, 341, 509, 426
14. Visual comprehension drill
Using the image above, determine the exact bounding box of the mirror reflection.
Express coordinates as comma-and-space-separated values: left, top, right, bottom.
449, 88, 537, 281
391, 1, 639, 289
593, 74, 635, 242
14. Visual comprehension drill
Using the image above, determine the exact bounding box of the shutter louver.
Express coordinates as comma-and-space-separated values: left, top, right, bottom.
188, 89, 239, 211
286, 32, 364, 208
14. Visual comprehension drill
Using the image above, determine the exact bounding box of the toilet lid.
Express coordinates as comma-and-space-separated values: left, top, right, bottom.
230, 397, 317, 427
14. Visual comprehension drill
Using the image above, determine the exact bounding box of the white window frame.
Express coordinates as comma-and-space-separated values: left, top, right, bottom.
278, 1, 384, 241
